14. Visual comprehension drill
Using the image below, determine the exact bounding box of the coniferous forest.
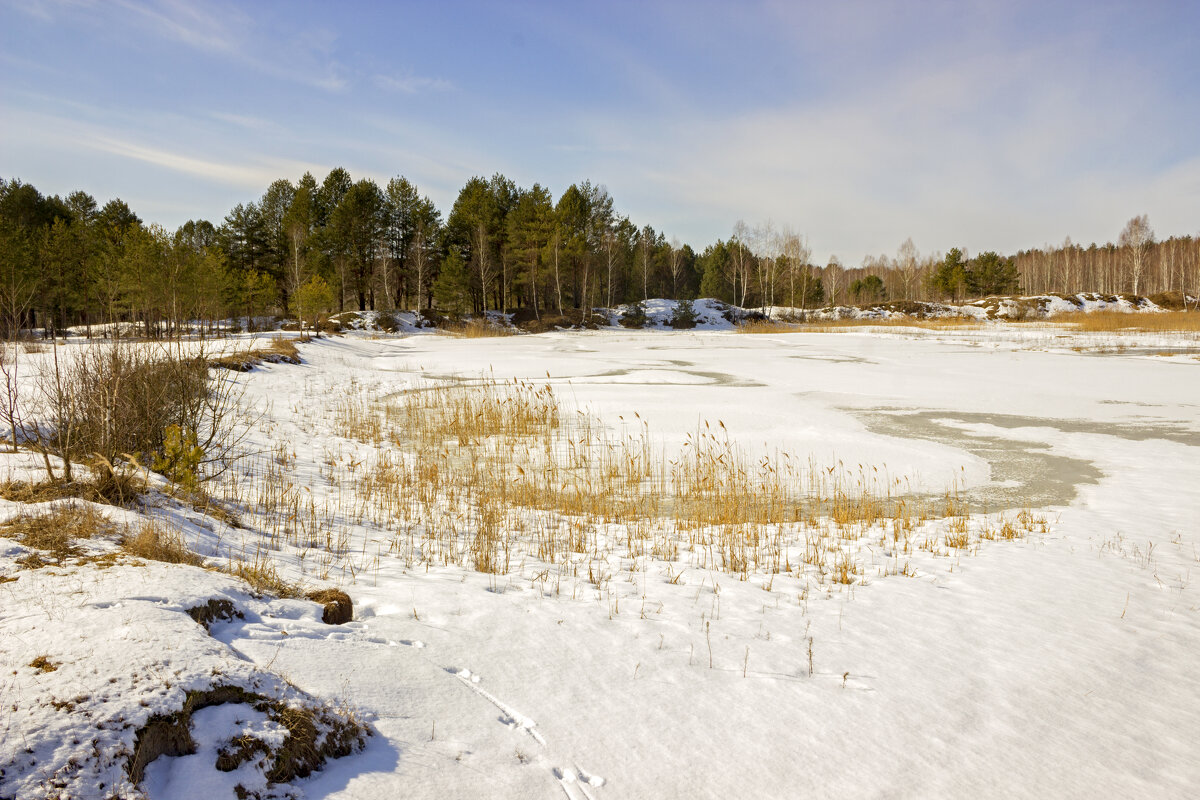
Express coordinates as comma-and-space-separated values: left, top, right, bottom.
1, 171, 1196, 337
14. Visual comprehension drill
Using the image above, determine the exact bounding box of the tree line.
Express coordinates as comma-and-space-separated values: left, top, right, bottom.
2, 171, 1197, 336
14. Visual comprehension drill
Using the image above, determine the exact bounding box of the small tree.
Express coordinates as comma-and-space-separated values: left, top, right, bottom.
294, 275, 334, 338
670, 298, 698, 329
620, 300, 648, 328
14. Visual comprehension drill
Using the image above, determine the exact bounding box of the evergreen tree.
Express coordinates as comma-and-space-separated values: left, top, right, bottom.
432, 249, 471, 316
506, 184, 555, 317
967, 251, 1020, 296
670, 297, 698, 329
929, 247, 968, 300
850, 274, 885, 303
698, 240, 733, 301
329, 179, 385, 311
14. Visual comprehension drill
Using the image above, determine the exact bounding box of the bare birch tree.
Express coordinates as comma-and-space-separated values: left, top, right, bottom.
1118, 215, 1154, 296
897, 238, 919, 300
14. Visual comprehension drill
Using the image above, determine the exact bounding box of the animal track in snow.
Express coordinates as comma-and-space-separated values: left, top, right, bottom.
553, 765, 606, 800
448, 667, 546, 745
447, 666, 605, 794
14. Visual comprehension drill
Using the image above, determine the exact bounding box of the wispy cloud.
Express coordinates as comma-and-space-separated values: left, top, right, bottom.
373, 73, 455, 94
207, 111, 274, 132
111, 0, 244, 55
571, 31, 1195, 263
2, 106, 322, 190
20, 0, 353, 93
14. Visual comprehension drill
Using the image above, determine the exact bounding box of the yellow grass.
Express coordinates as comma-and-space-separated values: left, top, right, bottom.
0, 504, 112, 562
456, 319, 516, 338
121, 521, 205, 565
738, 317, 988, 333
211, 373, 1050, 592
1063, 310, 1200, 333
735, 319, 804, 334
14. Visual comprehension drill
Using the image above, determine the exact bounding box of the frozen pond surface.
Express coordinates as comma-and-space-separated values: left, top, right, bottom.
293, 328, 1199, 799
4, 327, 1198, 800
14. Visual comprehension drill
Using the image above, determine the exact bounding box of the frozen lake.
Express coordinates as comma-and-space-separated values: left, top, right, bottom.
4, 326, 1199, 799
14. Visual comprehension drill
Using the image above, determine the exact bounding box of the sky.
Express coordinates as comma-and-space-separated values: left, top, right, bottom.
2, 0, 1198, 265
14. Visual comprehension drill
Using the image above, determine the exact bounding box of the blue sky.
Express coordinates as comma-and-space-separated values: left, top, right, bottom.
2, 0, 1197, 265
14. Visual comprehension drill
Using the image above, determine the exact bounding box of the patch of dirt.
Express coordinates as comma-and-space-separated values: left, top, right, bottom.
187, 598, 244, 631
128, 685, 367, 787
1147, 291, 1187, 311
306, 588, 352, 625
512, 308, 605, 333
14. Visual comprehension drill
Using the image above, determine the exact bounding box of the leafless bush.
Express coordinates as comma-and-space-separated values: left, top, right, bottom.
17, 341, 251, 495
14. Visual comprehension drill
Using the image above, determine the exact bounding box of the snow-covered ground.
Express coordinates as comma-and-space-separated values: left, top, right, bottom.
3, 325, 1199, 799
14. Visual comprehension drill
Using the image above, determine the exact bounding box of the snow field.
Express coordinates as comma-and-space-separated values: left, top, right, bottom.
3, 324, 1200, 798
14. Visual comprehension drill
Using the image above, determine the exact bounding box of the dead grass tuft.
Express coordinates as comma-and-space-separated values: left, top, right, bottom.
29, 655, 59, 673
799, 317, 985, 331
0, 479, 81, 503
120, 521, 205, 566
456, 319, 516, 338
224, 557, 304, 598
0, 476, 143, 507
0, 504, 112, 562
210, 336, 303, 371
261, 335, 301, 362
736, 319, 802, 334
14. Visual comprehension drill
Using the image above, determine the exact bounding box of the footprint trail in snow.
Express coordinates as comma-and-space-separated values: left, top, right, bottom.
449, 666, 606, 797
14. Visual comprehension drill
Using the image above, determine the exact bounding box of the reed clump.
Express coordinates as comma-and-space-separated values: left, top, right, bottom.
736, 319, 803, 334
121, 520, 205, 565
1064, 310, 1200, 333
210, 372, 1045, 597
1, 503, 112, 562
456, 319, 516, 338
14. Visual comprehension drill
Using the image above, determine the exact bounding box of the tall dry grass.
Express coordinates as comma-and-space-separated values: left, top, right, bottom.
738, 317, 991, 333
456, 319, 516, 338
1064, 310, 1200, 333
207, 372, 1046, 595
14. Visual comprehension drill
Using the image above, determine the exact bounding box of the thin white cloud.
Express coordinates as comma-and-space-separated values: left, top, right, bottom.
111, 0, 243, 55
22, 0, 353, 93
206, 111, 275, 131
373, 74, 455, 94
1, 106, 322, 190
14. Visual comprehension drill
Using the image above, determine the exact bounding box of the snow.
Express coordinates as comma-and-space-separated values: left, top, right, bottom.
3, 324, 1200, 798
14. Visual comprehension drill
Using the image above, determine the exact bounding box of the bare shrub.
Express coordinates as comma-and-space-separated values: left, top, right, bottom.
20, 341, 250, 492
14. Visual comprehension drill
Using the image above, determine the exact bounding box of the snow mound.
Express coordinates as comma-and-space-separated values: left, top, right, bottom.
0, 548, 366, 799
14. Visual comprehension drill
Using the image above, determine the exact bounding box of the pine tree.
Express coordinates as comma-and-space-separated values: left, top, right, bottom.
930, 248, 968, 300
432, 250, 471, 316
